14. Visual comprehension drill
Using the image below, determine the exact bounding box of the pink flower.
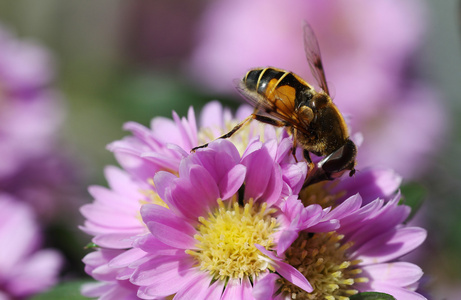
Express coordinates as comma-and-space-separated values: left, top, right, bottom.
188, 0, 447, 178
253, 190, 427, 299
0, 194, 63, 299
82, 102, 427, 299
129, 138, 312, 298
82, 102, 308, 298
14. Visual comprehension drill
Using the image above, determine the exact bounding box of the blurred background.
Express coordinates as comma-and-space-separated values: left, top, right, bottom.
0, 0, 460, 299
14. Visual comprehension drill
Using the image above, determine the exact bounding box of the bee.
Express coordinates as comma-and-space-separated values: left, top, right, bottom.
192, 23, 357, 186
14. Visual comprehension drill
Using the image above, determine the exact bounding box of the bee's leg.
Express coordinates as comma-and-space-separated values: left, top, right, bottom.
191, 113, 286, 152
303, 149, 312, 164
291, 128, 299, 163
303, 149, 315, 170
252, 114, 297, 155
191, 114, 255, 152
252, 114, 286, 127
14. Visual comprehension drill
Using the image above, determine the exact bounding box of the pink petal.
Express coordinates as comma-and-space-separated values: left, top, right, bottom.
199, 101, 224, 129
221, 278, 253, 300
256, 245, 312, 293
168, 169, 219, 221
263, 139, 278, 159
242, 149, 273, 201
81, 202, 143, 231
133, 234, 178, 255
7, 249, 62, 296
133, 259, 197, 297
172, 111, 195, 150
343, 195, 410, 250
109, 142, 159, 182
189, 165, 221, 208
153, 171, 177, 202
324, 193, 362, 220
109, 248, 147, 268
150, 117, 181, 144
81, 282, 112, 298
276, 229, 299, 256
100, 283, 139, 300
275, 260, 313, 293
186, 106, 198, 145
366, 284, 427, 300
219, 164, 246, 200
280, 162, 307, 195
0, 199, 39, 271
253, 273, 278, 299
274, 137, 292, 163
93, 232, 141, 249
141, 205, 197, 250
173, 272, 215, 299
140, 151, 182, 171
356, 263, 426, 300
208, 139, 241, 163
362, 262, 423, 286
241, 138, 263, 158
123, 121, 158, 148
332, 167, 402, 205
188, 140, 241, 185
131, 253, 193, 286
338, 199, 385, 235
354, 227, 427, 264
260, 163, 283, 206
204, 279, 226, 299
104, 166, 142, 196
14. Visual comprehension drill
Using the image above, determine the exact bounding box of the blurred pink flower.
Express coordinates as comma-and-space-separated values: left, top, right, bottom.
0, 24, 74, 219
188, 0, 447, 178
0, 25, 63, 178
0, 194, 63, 299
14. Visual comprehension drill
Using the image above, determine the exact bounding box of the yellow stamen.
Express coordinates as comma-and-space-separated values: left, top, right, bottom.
279, 232, 366, 300
300, 181, 346, 209
186, 197, 278, 281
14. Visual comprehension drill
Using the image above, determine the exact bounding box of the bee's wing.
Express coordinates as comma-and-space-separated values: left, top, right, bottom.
303, 22, 330, 96
234, 79, 311, 133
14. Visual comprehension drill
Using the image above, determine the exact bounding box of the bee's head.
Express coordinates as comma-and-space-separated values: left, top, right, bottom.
303, 139, 357, 187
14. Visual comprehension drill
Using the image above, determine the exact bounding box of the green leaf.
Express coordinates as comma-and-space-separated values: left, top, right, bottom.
350, 292, 396, 300
30, 280, 92, 300
400, 182, 427, 222
84, 242, 98, 249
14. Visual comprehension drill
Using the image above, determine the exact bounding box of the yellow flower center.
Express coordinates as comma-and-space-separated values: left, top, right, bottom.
139, 178, 169, 208
137, 178, 169, 225
186, 197, 278, 281
300, 181, 346, 209
280, 232, 368, 300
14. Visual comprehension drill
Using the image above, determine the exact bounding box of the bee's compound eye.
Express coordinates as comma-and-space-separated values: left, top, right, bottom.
311, 93, 329, 109
298, 106, 314, 123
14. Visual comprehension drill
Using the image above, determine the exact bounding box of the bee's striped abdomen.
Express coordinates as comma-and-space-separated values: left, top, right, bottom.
243, 67, 313, 108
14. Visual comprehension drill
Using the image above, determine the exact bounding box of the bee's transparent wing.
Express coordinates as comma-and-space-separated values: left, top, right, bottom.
303, 22, 330, 96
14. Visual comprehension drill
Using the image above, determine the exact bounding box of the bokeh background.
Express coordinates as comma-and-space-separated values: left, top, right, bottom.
0, 0, 460, 299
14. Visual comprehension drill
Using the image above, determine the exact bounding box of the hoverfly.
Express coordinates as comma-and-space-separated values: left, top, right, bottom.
192, 23, 357, 186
